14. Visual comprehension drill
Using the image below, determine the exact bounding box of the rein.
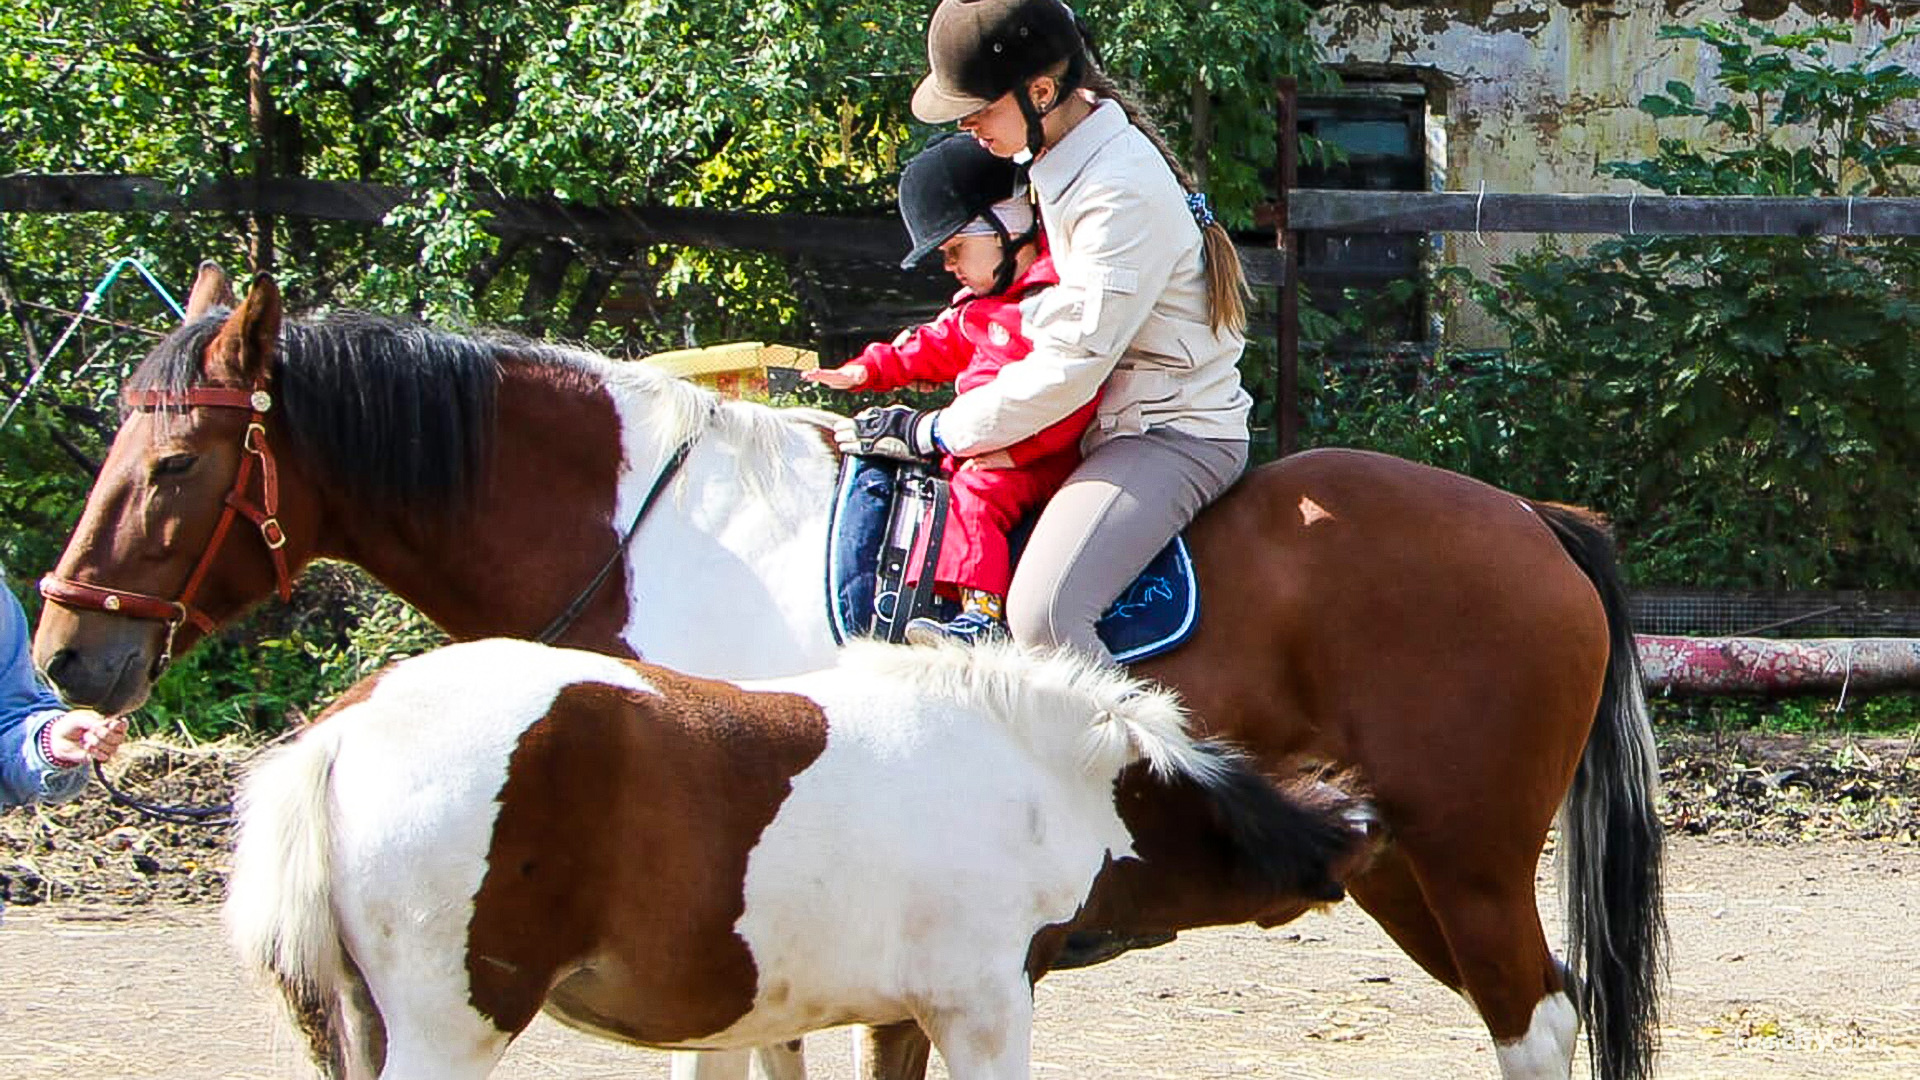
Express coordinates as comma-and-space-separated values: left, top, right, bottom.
534, 435, 697, 645
40, 383, 294, 677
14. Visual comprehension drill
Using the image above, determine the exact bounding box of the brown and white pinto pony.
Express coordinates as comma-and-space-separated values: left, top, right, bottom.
226, 636, 1369, 1080
37, 267, 1663, 1080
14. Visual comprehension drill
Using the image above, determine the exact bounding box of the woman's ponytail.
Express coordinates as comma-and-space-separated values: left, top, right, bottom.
1082, 68, 1250, 336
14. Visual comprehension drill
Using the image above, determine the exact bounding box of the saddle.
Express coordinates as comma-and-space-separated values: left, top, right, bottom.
826, 457, 1199, 662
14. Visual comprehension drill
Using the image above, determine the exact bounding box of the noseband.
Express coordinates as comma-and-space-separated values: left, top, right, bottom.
40, 382, 295, 674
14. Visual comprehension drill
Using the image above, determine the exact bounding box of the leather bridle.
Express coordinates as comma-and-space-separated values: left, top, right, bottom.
39, 381, 295, 675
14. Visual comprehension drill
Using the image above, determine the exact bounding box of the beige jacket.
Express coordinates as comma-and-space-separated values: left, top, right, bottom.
936, 99, 1252, 457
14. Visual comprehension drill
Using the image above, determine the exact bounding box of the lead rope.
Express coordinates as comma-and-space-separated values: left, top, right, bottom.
88, 725, 303, 828
91, 760, 233, 826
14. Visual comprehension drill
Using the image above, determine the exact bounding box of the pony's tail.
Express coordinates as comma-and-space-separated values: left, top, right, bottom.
1083, 688, 1373, 904
1538, 503, 1668, 1080
225, 726, 369, 1079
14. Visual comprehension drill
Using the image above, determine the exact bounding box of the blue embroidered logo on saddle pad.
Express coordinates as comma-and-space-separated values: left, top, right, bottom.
827, 458, 1198, 663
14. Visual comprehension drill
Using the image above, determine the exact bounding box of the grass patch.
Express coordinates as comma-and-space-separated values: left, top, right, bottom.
1653, 691, 1920, 737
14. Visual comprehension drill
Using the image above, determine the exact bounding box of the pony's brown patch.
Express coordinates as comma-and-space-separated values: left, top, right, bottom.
464, 666, 829, 1043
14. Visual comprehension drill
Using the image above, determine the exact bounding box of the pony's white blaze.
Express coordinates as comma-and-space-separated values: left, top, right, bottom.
1493, 991, 1579, 1080
596, 357, 840, 678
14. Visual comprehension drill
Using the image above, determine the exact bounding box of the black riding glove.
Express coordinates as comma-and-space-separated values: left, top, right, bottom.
835, 405, 942, 462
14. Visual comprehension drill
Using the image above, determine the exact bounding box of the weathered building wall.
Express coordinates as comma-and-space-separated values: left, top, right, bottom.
1311, 2, 1918, 345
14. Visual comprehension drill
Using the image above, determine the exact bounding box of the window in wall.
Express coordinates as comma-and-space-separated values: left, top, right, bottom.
1296, 84, 1431, 351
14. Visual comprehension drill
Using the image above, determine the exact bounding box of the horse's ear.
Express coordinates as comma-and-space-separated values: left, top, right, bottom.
182, 261, 236, 324
204, 273, 283, 385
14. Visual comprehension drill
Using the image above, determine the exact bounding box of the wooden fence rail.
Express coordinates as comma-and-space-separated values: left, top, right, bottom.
11, 171, 1920, 692
0, 174, 907, 263
1288, 190, 1920, 237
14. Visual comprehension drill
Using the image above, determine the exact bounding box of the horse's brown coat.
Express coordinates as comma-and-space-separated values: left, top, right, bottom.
464, 667, 830, 1044
35, 319, 636, 711
1129, 451, 1611, 1038
324, 361, 633, 650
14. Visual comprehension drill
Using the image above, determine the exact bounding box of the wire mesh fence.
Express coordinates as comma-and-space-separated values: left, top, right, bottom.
1631, 589, 1920, 638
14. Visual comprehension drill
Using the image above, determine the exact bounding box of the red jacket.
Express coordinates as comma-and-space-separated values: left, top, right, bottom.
853, 251, 1095, 467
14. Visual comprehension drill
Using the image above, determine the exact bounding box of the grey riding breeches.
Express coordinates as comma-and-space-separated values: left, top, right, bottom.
1005, 427, 1248, 664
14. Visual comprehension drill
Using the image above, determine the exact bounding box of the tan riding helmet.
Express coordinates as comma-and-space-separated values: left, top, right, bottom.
912, 0, 1090, 142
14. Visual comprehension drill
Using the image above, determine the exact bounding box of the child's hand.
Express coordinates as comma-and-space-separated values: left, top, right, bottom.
802, 364, 868, 390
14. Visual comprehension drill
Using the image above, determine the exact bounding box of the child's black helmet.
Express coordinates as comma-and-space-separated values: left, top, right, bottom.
912, 0, 1088, 126
897, 134, 1023, 270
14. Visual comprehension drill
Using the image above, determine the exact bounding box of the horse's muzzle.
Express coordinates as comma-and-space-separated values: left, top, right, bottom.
36, 640, 154, 716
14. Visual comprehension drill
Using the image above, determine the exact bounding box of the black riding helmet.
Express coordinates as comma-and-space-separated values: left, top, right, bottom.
912, 0, 1091, 158
898, 134, 1037, 294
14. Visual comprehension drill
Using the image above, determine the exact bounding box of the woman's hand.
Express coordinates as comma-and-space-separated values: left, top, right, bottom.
802, 363, 868, 390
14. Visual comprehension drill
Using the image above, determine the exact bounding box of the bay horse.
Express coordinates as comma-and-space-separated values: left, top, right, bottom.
35, 266, 1664, 1080
226, 636, 1370, 1080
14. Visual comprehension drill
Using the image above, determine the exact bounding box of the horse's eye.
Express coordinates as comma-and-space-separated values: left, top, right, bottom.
151, 453, 198, 479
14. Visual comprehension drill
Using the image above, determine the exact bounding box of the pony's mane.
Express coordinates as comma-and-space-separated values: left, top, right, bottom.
539, 344, 820, 501
128, 311, 829, 520
834, 639, 1212, 781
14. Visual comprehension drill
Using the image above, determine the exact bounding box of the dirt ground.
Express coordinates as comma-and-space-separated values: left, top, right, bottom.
3, 733, 1917, 1079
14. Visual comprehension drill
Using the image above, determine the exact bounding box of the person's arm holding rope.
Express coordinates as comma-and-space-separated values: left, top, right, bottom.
1, 587, 126, 812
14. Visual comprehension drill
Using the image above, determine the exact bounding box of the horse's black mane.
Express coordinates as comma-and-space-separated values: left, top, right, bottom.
128, 311, 507, 519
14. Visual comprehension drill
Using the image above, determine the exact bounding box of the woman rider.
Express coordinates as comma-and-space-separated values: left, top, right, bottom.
839, 0, 1253, 663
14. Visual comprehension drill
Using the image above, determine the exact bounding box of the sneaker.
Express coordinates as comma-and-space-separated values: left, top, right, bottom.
904, 611, 1008, 647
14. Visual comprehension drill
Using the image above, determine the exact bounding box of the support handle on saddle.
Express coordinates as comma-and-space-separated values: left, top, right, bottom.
873, 463, 950, 643
826, 456, 952, 644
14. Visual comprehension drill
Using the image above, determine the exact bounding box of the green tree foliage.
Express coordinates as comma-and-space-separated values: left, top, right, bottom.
1088, 0, 1328, 211
1, 0, 931, 323
4, 0, 1318, 327
1313, 19, 1919, 589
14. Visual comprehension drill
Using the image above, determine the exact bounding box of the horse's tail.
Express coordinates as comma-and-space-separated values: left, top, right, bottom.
1537, 502, 1667, 1080
226, 723, 377, 1080
1084, 682, 1373, 905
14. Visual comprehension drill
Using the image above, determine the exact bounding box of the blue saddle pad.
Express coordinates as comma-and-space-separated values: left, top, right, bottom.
1094, 532, 1198, 663
826, 458, 1198, 663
